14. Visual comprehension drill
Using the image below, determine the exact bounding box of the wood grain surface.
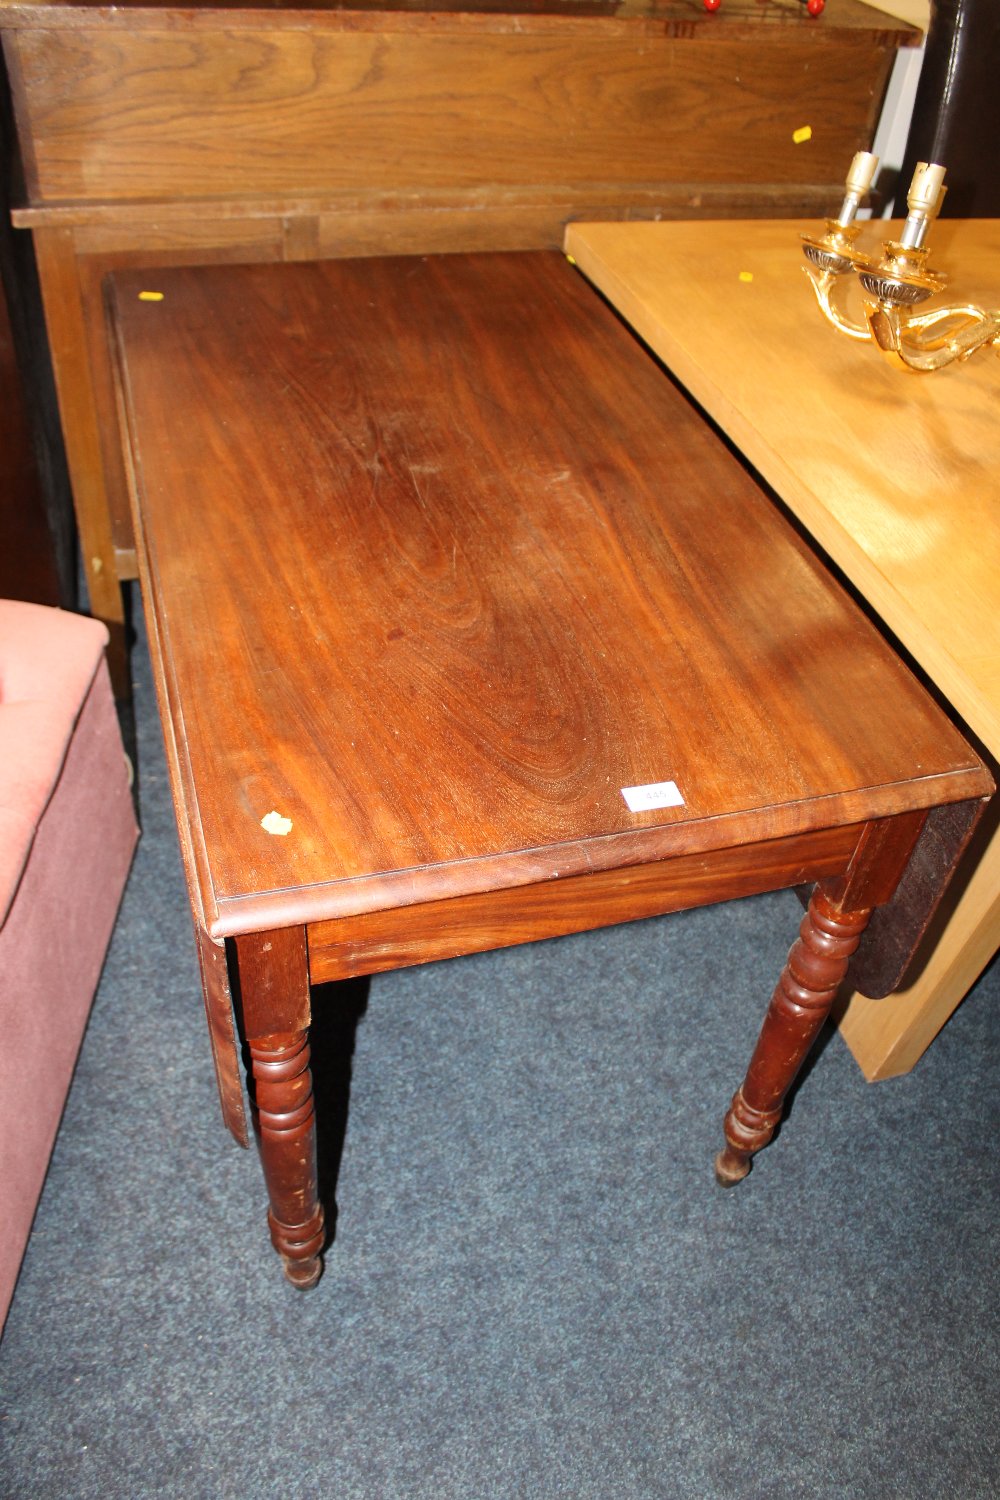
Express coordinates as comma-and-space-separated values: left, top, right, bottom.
8, 24, 893, 204
108, 251, 987, 940
563, 217, 1000, 754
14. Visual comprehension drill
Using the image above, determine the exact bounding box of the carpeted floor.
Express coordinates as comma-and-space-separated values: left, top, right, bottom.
1, 594, 997, 1499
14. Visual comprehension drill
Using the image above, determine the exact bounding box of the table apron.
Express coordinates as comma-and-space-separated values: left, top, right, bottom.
306, 823, 863, 986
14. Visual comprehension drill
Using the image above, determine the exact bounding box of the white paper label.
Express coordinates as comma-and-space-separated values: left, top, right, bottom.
621, 780, 685, 813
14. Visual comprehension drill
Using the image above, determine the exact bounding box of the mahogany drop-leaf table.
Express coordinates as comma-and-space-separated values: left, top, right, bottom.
108, 252, 991, 1288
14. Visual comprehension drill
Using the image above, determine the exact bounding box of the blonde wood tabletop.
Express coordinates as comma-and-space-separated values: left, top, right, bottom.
564, 216, 999, 1077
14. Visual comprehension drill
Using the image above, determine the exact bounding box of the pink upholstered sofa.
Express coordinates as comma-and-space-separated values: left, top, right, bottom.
0, 600, 138, 1333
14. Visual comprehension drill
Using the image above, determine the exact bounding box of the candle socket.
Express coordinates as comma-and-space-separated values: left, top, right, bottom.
836, 150, 880, 228
900, 161, 947, 249
800, 154, 1000, 372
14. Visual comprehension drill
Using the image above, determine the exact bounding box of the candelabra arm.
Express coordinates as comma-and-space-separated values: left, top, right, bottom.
868, 301, 1000, 373
803, 265, 871, 341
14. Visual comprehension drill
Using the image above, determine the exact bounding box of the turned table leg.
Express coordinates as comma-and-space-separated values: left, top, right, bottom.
248, 1030, 325, 1288
716, 887, 871, 1186
235, 927, 325, 1287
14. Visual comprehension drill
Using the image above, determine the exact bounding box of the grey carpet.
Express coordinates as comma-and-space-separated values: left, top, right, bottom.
1, 590, 997, 1499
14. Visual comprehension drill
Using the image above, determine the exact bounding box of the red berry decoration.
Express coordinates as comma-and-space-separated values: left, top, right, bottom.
703, 0, 722, 11
807, 0, 825, 13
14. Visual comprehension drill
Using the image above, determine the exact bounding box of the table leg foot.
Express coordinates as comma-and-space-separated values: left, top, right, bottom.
715, 1133, 758, 1187
716, 888, 871, 1185
714, 1150, 749, 1188
268, 1210, 325, 1289
250, 1030, 326, 1288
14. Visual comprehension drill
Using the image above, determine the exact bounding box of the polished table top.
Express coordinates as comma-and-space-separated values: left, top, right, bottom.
563, 217, 1000, 755
108, 251, 985, 946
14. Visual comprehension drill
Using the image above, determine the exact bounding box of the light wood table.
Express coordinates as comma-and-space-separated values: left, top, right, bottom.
564, 216, 1000, 1079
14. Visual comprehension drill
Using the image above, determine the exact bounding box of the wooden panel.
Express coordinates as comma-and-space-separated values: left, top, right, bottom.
72, 215, 288, 257
194, 922, 247, 1146
0, 0, 922, 42
11, 179, 875, 233
308, 824, 863, 983
303, 188, 842, 260
32, 223, 127, 682
9, 25, 893, 203
836, 806, 1000, 1076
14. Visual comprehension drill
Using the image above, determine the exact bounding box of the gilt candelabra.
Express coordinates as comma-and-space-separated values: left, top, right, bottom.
801, 153, 1000, 373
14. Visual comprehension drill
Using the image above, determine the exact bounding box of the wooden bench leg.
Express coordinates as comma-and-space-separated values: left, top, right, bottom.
715, 888, 872, 1186
248, 1030, 325, 1288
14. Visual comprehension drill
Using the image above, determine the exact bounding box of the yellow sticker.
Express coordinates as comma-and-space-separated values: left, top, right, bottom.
261, 810, 293, 836
565, 253, 577, 266
739, 271, 754, 283
138, 291, 164, 302
792, 126, 813, 145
